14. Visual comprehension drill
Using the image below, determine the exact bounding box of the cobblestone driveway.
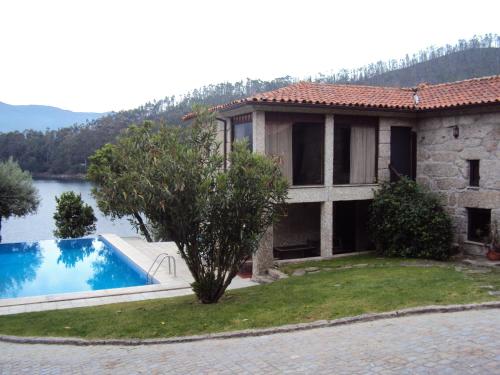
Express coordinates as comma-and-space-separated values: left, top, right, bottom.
1, 309, 499, 374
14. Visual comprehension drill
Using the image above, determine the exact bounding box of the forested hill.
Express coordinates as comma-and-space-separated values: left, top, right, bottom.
1, 34, 499, 177
355, 48, 500, 87
0, 102, 105, 132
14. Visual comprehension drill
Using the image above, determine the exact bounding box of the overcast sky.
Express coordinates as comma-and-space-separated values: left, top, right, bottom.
0, 0, 498, 113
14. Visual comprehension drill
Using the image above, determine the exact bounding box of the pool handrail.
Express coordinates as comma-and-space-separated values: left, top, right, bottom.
146, 253, 176, 283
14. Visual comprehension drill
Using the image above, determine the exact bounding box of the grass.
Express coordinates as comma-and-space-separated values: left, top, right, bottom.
0, 254, 498, 339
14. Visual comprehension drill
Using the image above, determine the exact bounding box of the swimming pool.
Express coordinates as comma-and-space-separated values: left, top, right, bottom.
0, 237, 149, 299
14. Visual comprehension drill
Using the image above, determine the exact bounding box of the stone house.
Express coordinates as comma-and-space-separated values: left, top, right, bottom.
186, 76, 500, 275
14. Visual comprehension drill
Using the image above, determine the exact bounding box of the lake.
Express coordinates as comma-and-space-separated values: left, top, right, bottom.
1, 179, 138, 244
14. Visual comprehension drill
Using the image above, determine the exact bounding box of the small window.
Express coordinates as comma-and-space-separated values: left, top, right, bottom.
469, 160, 480, 187
292, 123, 324, 185
467, 208, 491, 242
231, 114, 253, 150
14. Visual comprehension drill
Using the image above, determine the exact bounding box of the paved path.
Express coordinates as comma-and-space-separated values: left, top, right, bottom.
1, 309, 499, 374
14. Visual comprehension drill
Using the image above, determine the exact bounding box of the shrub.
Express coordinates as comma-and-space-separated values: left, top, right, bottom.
53, 191, 97, 239
369, 178, 454, 260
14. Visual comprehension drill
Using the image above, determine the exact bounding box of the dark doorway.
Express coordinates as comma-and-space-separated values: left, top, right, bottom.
467, 208, 491, 242
333, 200, 373, 253
390, 126, 417, 181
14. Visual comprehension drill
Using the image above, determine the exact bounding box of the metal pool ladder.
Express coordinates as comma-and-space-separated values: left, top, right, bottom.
146, 253, 176, 284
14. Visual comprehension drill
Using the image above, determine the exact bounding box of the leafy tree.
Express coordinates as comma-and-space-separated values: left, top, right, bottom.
87, 140, 154, 242
88, 108, 288, 303
53, 191, 97, 239
369, 178, 454, 260
0, 158, 40, 242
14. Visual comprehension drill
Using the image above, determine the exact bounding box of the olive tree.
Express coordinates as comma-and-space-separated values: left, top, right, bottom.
53, 191, 97, 238
88, 108, 288, 303
0, 158, 40, 242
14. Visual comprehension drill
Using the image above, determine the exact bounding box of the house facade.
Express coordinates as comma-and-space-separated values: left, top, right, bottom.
188, 76, 500, 276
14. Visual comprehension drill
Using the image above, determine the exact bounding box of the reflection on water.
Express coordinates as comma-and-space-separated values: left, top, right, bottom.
2, 179, 138, 244
0, 242, 43, 298
56, 239, 95, 268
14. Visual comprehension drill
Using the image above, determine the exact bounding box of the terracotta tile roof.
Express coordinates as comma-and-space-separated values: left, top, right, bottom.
183, 75, 500, 120
416, 76, 500, 109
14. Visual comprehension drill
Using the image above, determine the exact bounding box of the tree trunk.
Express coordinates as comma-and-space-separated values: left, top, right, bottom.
133, 212, 153, 242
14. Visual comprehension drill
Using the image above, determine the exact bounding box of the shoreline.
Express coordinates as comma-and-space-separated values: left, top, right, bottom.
32, 174, 87, 181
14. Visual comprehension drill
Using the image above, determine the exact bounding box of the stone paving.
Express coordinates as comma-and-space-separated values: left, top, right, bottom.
1, 309, 499, 374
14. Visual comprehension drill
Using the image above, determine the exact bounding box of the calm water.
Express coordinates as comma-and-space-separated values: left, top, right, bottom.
0, 238, 148, 299
1, 179, 137, 244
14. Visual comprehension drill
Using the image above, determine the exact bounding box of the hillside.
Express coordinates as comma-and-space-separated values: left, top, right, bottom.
0, 34, 498, 177
0, 102, 105, 132
357, 48, 500, 87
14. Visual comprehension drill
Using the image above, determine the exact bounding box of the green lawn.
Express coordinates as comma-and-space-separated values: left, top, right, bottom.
0, 254, 498, 339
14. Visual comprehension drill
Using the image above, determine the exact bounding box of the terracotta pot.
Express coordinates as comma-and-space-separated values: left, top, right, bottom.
486, 246, 500, 261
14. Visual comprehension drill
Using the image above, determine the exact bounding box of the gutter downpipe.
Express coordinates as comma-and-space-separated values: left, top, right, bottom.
216, 117, 228, 171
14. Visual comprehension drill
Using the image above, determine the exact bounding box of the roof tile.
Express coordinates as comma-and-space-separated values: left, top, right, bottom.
183, 76, 500, 119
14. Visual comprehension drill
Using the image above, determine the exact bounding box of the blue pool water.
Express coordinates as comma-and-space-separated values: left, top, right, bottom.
0, 237, 149, 299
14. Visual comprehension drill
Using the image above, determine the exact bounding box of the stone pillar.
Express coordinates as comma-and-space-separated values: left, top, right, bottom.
251, 110, 274, 276
252, 111, 266, 154
378, 118, 391, 182
252, 226, 274, 277
225, 117, 232, 169
324, 114, 334, 186
320, 201, 333, 257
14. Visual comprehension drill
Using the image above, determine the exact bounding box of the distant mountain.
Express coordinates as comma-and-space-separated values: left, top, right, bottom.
0, 102, 105, 133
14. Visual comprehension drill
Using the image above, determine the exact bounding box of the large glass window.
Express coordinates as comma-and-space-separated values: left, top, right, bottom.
231, 114, 253, 150
292, 123, 324, 185
333, 117, 377, 184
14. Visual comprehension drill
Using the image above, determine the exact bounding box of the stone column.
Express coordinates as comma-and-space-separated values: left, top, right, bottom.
320, 201, 333, 257
225, 117, 232, 169
252, 111, 266, 154
252, 226, 274, 277
251, 111, 274, 276
378, 118, 391, 182
321, 115, 334, 258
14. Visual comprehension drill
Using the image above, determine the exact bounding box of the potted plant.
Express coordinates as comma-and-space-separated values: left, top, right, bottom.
486, 220, 500, 261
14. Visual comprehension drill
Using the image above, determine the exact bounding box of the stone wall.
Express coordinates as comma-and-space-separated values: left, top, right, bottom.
416, 112, 500, 255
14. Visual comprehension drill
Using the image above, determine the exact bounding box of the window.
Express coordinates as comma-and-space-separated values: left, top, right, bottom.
333, 117, 377, 184
292, 123, 324, 185
231, 114, 253, 150
467, 208, 491, 242
469, 160, 480, 187
333, 125, 351, 184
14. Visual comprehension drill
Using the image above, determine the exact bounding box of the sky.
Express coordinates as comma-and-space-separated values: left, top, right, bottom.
0, 0, 499, 113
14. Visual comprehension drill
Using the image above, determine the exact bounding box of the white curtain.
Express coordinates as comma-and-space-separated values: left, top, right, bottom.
350, 125, 376, 184
266, 123, 293, 183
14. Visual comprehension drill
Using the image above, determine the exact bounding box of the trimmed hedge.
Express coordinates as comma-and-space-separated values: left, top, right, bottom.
369, 178, 454, 260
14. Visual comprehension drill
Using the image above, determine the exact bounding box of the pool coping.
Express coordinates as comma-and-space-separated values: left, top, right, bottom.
0, 234, 192, 309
